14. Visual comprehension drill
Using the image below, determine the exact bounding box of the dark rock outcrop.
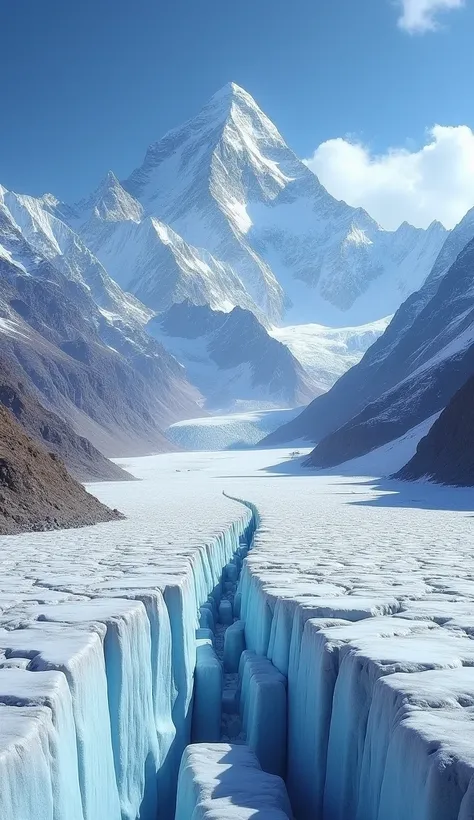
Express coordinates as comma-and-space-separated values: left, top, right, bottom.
397, 374, 474, 486
0, 406, 123, 534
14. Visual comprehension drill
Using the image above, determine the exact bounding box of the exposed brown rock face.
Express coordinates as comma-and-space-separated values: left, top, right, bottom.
0, 405, 124, 535
0, 356, 130, 482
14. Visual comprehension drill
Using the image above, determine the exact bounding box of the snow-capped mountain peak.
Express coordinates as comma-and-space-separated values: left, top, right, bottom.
51, 83, 449, 327
76, 170, 143, 226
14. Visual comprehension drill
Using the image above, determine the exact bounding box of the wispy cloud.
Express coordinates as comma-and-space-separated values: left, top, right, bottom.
304, 125, 474, 230
397, 0, 465, 33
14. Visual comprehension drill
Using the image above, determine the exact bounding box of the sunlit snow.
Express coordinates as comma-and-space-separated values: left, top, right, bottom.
1, 447, 474, 820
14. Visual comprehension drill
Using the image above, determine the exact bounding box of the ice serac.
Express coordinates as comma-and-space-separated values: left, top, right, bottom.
69, 83, 447, 326
0, 669, 83, 820
175, 743, 292, 820
0, 625, 122, 820
0, 705, 56, 820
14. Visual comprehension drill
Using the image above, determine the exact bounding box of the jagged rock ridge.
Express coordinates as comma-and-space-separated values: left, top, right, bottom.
0, 193, 202, 458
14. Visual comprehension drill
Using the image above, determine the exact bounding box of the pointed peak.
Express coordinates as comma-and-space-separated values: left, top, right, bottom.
427, 219, 448, 232
74, 169, 142, 224
211, 81, 248, 100
97, 170, 122, 194
208, 81, 260, 114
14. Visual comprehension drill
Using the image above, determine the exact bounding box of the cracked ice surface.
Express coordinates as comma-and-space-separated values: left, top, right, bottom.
216, 448, 474, 820
2, 447, 474, 820
0, 453, 253, 820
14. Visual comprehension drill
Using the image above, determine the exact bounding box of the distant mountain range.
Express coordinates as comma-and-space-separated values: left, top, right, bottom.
2, 82, 468, 482
0, 188, 201, 468
50, 83, 446, 328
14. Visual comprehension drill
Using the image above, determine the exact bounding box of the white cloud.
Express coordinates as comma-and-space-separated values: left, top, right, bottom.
397, 0, 465, 33
304, 125, 474, 230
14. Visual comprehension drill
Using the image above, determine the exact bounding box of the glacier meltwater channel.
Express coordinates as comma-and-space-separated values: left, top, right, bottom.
2, 448, 474, 820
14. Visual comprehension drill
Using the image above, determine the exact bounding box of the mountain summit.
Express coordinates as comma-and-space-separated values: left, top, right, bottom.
63, 84, 448, 326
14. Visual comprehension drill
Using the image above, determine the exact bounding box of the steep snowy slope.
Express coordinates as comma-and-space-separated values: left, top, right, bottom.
0, 206, 201, 456
0, 184, 149, 325
68, 84, 447, 326
85, 204, 262, 317
148, 300, 316, 410
264, 209, 474, 449
306, 236, 474, 468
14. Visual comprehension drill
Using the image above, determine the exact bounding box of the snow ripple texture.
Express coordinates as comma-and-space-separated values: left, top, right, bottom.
1, 448, 474, 820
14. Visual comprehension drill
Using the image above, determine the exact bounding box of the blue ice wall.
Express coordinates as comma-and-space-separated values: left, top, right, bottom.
237, 543, 474, 820
0, 505, 255, 820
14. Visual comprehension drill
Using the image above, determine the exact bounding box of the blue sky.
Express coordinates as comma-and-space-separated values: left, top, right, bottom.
1, 0, 473, 228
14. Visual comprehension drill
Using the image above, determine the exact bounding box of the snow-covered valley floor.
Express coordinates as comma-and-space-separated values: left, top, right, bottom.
1, 447, 474, 820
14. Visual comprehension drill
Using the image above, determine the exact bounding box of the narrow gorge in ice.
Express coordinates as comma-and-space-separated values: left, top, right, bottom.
1, 447, 474, 820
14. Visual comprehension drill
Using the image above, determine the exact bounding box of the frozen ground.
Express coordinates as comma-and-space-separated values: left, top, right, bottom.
1, 447, 474, 820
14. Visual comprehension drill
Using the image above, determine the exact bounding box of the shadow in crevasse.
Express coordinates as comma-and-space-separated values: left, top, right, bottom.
176, 746, 291, 818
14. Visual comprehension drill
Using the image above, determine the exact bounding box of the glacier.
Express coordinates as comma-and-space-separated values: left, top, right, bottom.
1, 447, 474, 820
0, 454, 256, 820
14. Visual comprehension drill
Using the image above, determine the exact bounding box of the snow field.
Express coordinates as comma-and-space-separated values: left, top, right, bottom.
1, 448, 474, 820
0, 456, 257, 820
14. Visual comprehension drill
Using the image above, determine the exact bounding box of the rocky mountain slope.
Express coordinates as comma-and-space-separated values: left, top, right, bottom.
0, 82, 456, 451
0, 356, 129, 481
264, 208, 474, 454
148, 300, 316, 410
397, 374, 474, 486
0, 198, 202, 456
56, 83, 447, 327
0, 405, 123, 534
304, 234, 474, 468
